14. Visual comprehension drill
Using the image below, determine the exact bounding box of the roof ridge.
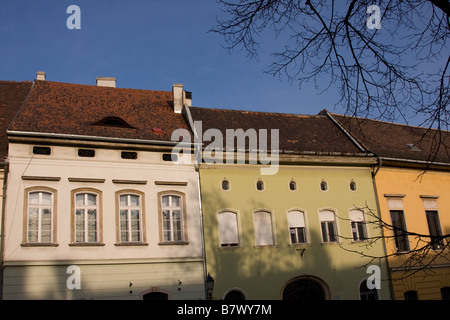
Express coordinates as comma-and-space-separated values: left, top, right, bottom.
190, 106, 324, 118
329, 111, 450, 134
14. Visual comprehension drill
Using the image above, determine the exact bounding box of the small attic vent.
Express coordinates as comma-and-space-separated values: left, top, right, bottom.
407, 143, 421, 152
93, 117, 135, 129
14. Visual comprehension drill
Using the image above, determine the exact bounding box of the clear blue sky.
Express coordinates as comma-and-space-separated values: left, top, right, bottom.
0, 0, 438, 124
0, 0, 341, 117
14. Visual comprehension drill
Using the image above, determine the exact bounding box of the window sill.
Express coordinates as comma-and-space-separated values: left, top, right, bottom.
21, 243, 59, 247
253, 245, 279, 249
158, 241, 189, 246
320, 242, 339, 246
218, 245, 243, 250
114, 242, 149, 246
288, 243, 311, 247
69, 243, 106, 247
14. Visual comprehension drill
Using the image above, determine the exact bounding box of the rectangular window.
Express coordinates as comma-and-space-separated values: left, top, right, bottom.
288, 211, 307, 244
27, 191, 53, 243
119, 194, 142, 242
426, 210, 444, 250
218, 211, 239, 247
319, 210, 337, 243
349, 209, 367, 241
75, 193, 98, 243
161, 195, 184, 242
253, 211, 275, 246
390, 210, 410, 252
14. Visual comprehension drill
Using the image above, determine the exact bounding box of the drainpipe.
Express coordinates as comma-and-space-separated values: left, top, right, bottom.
0, 162, 9, 300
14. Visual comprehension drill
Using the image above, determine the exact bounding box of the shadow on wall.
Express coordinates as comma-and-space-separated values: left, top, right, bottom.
201, 189, 386, 300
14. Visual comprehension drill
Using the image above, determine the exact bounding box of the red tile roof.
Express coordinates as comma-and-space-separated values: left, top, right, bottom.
8, 80, 191, 143
329, 112, 450, 165
0, 80, 33, 160
189, 107, 364, 155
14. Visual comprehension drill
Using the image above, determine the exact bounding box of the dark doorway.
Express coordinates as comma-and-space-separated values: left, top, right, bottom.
282, 277, 327, 301
143, 292, 168, 300
224, 290, 246, 300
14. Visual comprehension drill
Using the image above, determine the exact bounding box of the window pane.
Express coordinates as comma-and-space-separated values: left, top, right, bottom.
87, 194, 97, 206
119, 195, 128, 207
120, 209, 129, 241
28, 208, 38, 242
76, 194, 85, 206
171, 196, 180, 208
321, 222, 328, 242
162, 196, 169, 207
29, 192, 40, 205
328, 222, 336, 242
129, 195, 139, 207
41, 193, 52, 205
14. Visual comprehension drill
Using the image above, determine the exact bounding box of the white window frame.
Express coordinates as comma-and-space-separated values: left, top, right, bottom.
287, 210, 307, 244
161, 194, 185, 243
349, 209, 367, 242
74, 192, 99, 243
27, 191, 54, 243
118, 193, 143, 243
319, 209, 338, 243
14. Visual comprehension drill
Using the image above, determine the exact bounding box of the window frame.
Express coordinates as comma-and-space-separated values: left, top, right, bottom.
287, 209, 308, 245
158, 191, 188, 245
319, 209, 338, 244
22, 187, 58, 246
349, 209, 368, 242
70, 188, 103, 246
115, 190, 147, 245
217, 209, 241, 248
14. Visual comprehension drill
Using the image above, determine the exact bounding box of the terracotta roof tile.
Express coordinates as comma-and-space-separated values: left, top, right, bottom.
0, 80, 33, 160
189, 107, 363, 154
9, 80, 191, 143
331, 113, 450, 164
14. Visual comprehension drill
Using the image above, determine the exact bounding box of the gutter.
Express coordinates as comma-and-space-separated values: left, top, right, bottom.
7, 130, 201, 148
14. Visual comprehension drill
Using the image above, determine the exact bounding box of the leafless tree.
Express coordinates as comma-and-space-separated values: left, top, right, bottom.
336, 205, 450, 280
212, 0, 449, 130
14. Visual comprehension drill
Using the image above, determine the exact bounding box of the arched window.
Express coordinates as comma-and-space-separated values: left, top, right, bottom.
359, 280, 378, 300
118, 193, 143, 242
218, 210, 240, 247
319, 210, 337, 243
287, 210, 307, 244
256, 179, 264, 191
221, 179, 230, 191
224, 289, 247, 300
73, 191, 100, 243
350, 180, 357, 191
24, 187, 57, 245
282, 277, 329, 301
289, 179, 297, 191
320, 180, 328, 191
159, 192, 187, 244
349, 209, 367, 241
253, 210, 275, 246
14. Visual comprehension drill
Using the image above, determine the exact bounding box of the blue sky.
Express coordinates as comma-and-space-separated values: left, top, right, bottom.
0, 0, 442, 125
0, 0, 341, 116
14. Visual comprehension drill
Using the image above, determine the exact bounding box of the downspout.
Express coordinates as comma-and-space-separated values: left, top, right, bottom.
183, 105, 208, 299
325, 111, 393, 300
0, 162, 8, 300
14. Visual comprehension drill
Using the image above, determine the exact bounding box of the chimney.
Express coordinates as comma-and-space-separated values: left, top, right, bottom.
36, 71, 46, 81
172, 83, 184, 113
96, 77, 116, 88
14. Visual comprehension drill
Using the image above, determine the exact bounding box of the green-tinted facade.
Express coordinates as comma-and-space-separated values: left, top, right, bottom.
200, 162, 391, 300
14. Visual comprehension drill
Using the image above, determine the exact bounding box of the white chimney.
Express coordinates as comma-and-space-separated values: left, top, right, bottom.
36, 71, 46, 81
172, 83, 184, 113
96, 77, 116, 88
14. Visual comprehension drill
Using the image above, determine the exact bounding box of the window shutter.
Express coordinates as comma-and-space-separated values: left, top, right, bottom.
349, 210, 364, 222
288, 211, 305, 228
218, 211, 239, 245
319, 210, 335, 222
253, 211, 274, 246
